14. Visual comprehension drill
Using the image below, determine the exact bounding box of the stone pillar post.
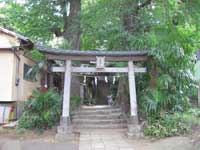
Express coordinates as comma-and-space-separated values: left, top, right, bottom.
128, 61, 138, 123
198, 84, 200, 107
56, 60, 75, 141
61, 60, 71, 125
127, 61, 143, 138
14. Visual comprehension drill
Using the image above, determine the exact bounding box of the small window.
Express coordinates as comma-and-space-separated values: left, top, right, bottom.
23, 64, 34, 81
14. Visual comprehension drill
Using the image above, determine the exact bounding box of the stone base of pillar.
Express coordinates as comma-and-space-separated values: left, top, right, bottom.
127, 124, 144, 138
60, 116, 70, 126
55, 116, 76, 142
55, 128, 76, 142
128, 116, 139, 124
127, 117, 144, 138
57, 125, 73, 134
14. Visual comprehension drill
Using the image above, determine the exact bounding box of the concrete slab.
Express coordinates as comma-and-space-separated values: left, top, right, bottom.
1, 140, 21, 150
21, 142, 78, 150
0, 139, 79, 150
79, 129, 134, 150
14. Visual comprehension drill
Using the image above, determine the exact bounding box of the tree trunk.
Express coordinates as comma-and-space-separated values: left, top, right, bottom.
115, 77, 129, 113
63, 0, 81, 50
61, 0, 81, 97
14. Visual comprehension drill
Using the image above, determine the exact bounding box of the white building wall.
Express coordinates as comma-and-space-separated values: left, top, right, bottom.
18, 55, 41, 101
0, 50, 14, 101
0, 50, 41, 102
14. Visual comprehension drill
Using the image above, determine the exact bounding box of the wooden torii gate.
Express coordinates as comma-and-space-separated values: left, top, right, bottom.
38, 46, 148, 136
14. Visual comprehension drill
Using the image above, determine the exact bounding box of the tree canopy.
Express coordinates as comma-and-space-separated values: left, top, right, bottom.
1, 0, 200, 118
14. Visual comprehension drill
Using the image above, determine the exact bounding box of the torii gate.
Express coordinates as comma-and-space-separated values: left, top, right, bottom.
38, 46, 148, 136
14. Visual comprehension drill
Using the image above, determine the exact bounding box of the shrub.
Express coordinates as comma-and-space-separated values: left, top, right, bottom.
83, 98, 96, 105
144, 115, 190, 138
139, 88, 190, 118
177, 108, 200, 125
18, 89, 61, 130
70, 96, 81, 111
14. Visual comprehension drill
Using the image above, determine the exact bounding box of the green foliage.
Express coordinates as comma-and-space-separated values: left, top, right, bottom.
70, 96, 81, 112
139, 88, 190, 117
25, 59, 46, 81
83, 98, 96, 105
187, 108, 200, 118
0, 0, 63, 42
81, 0, 126, 50
2, 0, 200, 123
81, 0, 200, 119
176, 108, 200, 125
144, 108, 200, 138
18, 89, 61, 130
28, 49, 45, 61
144, 115, 190, 138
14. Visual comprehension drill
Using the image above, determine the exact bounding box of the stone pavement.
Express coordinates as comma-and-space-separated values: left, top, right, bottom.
0, 137, 79, 150
79, 129, 135, 150
0, 129, 195, 150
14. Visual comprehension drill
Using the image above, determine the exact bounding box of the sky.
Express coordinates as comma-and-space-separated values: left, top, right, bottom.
0, 0, 25, 8
16, 0, 25, 4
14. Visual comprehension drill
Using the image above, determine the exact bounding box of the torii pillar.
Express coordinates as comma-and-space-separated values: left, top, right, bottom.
128, 61, 138, 123
61, 60, 71, 125
127, 61, 143, 138
56, 60, 74, 140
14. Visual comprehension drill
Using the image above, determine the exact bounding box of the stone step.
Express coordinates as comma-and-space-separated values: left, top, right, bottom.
73, 123, 127, 129
72, 105, 126, 130
72, 113, 122, 120
74, 108, 121, 115
79, 107, 121, 112
73, 118, 126, 125
80, 105, 117, 110
76, 128, 127, 133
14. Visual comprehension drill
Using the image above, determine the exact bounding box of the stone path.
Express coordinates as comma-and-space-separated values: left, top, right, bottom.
0, 128, 197, 150
78, 129, 195, 150
0, 135, 79, 150
79, 129, 135, 150
0, 140, 78, 150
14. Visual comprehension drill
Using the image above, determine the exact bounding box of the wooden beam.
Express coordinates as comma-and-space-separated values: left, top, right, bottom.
52, 66, 65, 72
52, 66, 146, 73
46, 54, 148, 62
72, 67, 128, 73
128, 61, 138, 124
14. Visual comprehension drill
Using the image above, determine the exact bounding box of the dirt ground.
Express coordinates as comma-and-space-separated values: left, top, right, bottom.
0, 126, 199, 150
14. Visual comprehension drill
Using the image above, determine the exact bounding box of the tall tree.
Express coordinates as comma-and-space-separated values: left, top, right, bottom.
1, 0, 200, 117
81, 0, 200, 116
0, 0, 81, 49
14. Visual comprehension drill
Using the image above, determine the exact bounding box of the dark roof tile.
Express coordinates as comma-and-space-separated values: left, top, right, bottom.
36, 45, 148, 57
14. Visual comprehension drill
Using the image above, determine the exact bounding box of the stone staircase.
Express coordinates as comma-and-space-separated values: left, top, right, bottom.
72, 105, 127, 130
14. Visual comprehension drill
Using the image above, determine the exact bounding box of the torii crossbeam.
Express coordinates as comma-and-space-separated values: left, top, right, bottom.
38, 45, 148, 137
